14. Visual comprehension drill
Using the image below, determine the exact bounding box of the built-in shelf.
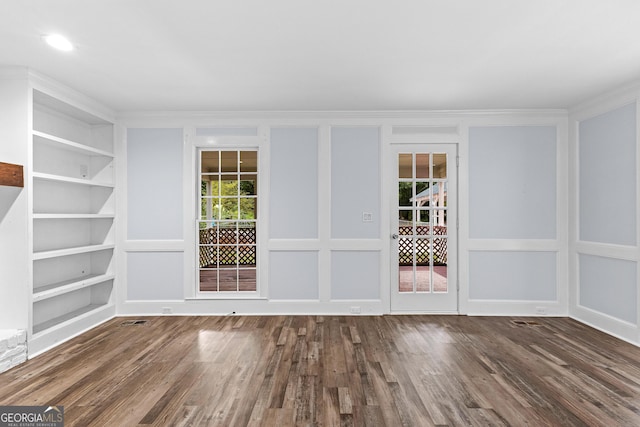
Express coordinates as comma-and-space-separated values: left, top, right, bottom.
32, 131, 115, 157
29, 86, 116, 356
32, 303, 111, 336
33, 273, 115, 302
32, 172, 114, 188
33, 244, 115, 260
0, 162, 24, 187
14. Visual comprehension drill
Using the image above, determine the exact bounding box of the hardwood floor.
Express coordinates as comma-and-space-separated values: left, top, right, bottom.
1, 315, 640, 426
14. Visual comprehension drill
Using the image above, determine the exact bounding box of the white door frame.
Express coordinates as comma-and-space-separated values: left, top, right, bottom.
389, 143, 458, 313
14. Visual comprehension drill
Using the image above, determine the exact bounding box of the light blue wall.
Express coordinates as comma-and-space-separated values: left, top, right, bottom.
579, 103, 636, 246
469, 251, 557, 301
331, 251, 380, 300
127, 252, 184, 300
126, 128, 184, 302
127, 128, 184, 240
579, 254, 637, 324
270, 128, 319, 239
573, 102, 639, 339
469, 126, 557, 239
467, 125, 559, 306
269, 251, 319, 300
331, 127, 380, 239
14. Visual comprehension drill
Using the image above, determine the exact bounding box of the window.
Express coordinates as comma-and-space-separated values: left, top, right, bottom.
198, 150, 258, 292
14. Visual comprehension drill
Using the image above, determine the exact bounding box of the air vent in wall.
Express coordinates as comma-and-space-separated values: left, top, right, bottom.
511, 320, 541, 326
120, 320, 148, 326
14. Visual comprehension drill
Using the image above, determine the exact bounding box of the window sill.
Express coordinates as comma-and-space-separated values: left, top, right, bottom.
187, 295, 268, 301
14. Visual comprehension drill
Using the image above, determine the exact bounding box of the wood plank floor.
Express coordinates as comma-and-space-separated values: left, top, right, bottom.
1, 316, 640, 426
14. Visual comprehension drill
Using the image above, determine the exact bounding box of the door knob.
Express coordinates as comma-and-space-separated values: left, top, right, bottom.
391, 234, 399, 239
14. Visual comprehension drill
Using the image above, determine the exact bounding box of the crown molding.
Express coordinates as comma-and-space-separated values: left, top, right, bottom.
118, 108, 568, 125
569, 80, 640, 120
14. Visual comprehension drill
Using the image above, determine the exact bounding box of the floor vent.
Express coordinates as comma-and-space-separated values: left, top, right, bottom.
512, 320, 541, 326
120, 320, 148, 326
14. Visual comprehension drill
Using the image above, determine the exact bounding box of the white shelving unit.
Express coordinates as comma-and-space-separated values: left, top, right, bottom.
30, 88, 116, 354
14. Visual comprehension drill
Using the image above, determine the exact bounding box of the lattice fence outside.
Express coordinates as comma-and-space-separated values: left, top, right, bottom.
199, 225, 446, 267
398, 225, 447, 265
199, 227, 256, 268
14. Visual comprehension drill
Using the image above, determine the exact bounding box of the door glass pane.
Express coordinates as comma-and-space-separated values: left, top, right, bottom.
433, 235, 447, 261
433, 264, 447, 293
396, 149, 449, 296
432, 180, 445, 204
399, 265, 414, 293
398, 234, 413, 265
398, 210, 413, 232
398, 153, 412, 179
415, 182, 430, 206
415, 265, 431, 293
417, 209, 430, 231
415, 237, 430, 265
433, 153, 447, 178
433, 208, 447, 229
416, 153, 429, 179
399, 182, 412, 207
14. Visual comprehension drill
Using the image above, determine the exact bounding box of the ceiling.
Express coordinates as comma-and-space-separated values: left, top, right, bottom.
2, 0, 640, 112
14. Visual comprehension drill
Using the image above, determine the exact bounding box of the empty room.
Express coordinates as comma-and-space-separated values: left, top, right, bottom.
1, 1, 640, 425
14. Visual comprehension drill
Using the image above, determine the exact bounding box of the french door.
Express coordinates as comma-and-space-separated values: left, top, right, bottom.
390, 144, 457, 312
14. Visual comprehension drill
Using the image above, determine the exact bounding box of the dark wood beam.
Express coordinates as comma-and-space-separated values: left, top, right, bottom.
0, 162, 24, 187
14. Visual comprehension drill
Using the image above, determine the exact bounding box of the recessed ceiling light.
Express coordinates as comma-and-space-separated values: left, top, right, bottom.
43, 34, 74, 51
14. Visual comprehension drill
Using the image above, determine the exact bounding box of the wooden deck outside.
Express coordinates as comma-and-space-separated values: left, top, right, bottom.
199, 266, 447, 293
199, 226, 449, 294
199, 226, 258, 292
399, 265, 447, 293
2, 315, 640, 426
200, 267, 257, 292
